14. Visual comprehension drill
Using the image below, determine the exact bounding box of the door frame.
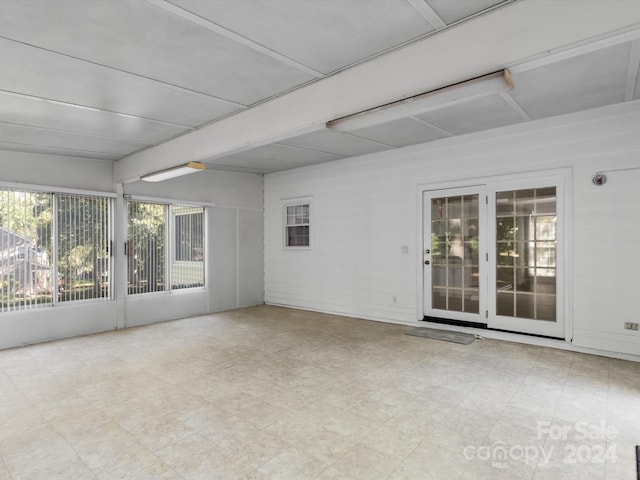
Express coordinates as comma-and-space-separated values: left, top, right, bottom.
416, 168, 572, 341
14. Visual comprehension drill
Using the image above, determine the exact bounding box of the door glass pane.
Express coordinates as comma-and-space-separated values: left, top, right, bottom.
495, 187, 557, 321
496, 192, 513, 216
430, 194, 479, 314
497, 291, 514, 316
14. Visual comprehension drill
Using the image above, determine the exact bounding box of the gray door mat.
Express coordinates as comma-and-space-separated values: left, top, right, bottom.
405, 327, 476, 345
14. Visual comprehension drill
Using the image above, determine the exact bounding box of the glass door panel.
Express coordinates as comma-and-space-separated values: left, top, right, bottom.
490, 183, 563, 337
424, 188, 485, 323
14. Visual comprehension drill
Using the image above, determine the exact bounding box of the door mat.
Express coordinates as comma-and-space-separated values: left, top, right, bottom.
405, 327, 476, 345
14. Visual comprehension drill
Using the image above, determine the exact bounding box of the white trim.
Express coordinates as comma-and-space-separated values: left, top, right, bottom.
0, 180, 116, 198
236, 208, 240, 308
282, 197, 312, 250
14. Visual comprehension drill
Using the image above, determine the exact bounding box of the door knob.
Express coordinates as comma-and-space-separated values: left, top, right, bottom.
425, 249, 430, 254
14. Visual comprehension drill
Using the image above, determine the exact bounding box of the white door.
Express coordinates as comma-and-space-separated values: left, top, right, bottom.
488, 179, 565, 338
423, 186, 487, 324
423, 174, 566, 338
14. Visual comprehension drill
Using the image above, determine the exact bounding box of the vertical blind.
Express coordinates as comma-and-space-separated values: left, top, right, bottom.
127, 201, 166, 294
171, 205, 204, 290
127, 201, 204, 294
57, 194, 111, 302
0, 187, 111, 312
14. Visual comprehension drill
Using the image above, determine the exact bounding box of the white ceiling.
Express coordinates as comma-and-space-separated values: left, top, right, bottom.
0, 0, 639, 175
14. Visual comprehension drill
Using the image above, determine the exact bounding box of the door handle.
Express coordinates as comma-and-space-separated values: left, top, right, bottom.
424, 260, 430, 265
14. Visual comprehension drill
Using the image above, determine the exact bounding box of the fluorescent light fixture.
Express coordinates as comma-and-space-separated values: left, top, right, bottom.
327, 69, 514, 133
140, 161, 206, 182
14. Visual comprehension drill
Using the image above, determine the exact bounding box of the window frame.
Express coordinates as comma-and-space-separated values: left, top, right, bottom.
0, 184, 114, 313
283, 198, 312, 250
126, 199, 206, 296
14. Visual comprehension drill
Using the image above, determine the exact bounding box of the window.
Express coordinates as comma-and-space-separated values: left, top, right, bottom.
0, 187, 112, 313
171, 206, 204, 290
284, 202, 310, 248
127, 201, 204, 294
57, 194, 111, 302
127, 201, 166, 294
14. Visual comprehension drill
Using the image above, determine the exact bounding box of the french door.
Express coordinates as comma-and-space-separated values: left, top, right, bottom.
423, 186, 488, 324
423, 174, 566, 338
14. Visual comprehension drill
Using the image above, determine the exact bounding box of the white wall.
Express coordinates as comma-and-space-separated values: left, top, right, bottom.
264, 100, 640, 358
0, 153, 264, 348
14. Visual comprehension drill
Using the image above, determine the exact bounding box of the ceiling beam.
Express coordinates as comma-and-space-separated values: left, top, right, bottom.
116, 0, 640, 182
145, 0, 324, 78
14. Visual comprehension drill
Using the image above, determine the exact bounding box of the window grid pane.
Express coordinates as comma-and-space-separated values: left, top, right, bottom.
495, 187, 557, 321
285, 203, 310, 247
431, 194, 479, 314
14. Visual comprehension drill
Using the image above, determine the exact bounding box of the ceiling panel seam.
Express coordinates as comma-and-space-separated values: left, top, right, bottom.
0, 140, 123, 157
409, 116, 455, 136
498, 92, 532, 121
509, 25, 640, 74
342, 133, 397, 148
145, 0, 324, 78
406, 0, 446, 29
0, 120, 151, 147
0, 89, 194, 130
624, 39, 640, 101
0, 35, 246, 109
274, 141, 348, 158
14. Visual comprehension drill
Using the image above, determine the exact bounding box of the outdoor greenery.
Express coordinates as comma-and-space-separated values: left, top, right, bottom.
0, 189, 110, 310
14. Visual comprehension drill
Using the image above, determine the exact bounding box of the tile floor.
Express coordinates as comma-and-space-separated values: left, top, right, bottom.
0, 305, 638, 479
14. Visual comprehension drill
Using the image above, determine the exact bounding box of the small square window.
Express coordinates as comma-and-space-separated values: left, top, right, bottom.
284, 201, 310, 248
